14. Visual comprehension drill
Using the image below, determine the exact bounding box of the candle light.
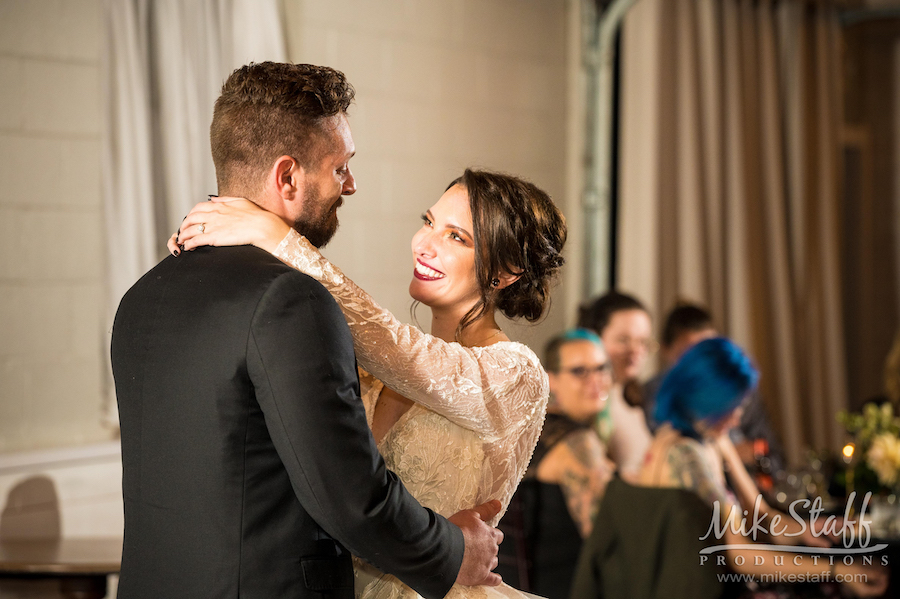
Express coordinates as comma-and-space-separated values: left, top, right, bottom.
842, 442, 855, 463
842, 442, 855, 515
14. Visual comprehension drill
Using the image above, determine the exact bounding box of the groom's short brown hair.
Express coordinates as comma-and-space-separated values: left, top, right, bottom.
210, 62, 355, 195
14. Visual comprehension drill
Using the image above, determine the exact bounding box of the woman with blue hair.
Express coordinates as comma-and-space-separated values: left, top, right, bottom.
638, 338, 887, 597
652, 336, 758, 445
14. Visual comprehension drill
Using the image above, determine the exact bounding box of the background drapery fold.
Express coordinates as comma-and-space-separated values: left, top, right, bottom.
619, 0, 846, 465
101, 0, 286, 424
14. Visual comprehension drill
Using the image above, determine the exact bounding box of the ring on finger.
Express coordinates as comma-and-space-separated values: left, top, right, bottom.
198, 223, 206, 234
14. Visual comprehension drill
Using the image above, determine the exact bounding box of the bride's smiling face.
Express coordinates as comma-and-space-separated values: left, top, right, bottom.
409, 184, 481, 314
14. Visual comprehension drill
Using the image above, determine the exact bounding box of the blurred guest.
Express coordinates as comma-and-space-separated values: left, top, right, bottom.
577, 291, 654, 480
497, 329, 615, 599
643, 302, 784, 476
532, 329, 616, 537
639, 338, 888, 599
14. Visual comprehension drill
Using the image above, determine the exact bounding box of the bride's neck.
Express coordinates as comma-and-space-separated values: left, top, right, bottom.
429, 309, 504, 347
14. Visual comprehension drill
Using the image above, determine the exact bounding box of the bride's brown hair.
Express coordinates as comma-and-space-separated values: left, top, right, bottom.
450, 169, 567, 339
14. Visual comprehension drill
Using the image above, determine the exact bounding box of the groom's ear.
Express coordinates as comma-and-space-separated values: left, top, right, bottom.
258, 156, 304, 220
268, 155, 304, 202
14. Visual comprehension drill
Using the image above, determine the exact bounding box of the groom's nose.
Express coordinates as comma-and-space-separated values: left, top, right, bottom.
342, 169, 357, 195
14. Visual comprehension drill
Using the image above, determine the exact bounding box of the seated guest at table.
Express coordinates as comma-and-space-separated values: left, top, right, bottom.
531, 329, 616, 537
641, 302, 717, 429
642, 302, 784, 476
497, 329, 615, 599
577, 291, 654, 481
639, 338, 889, 598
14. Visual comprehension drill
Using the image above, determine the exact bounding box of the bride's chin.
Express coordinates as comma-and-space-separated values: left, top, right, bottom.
408, 282, 432, 306
409, 294, 436, 309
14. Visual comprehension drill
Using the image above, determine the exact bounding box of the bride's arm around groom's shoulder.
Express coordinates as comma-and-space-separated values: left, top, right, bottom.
273, 228, 548, 440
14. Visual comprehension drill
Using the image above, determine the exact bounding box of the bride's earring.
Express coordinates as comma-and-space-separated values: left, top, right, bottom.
491, 278, 500, 288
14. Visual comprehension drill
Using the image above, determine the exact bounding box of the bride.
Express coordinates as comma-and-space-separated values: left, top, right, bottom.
171, 168, 567, 598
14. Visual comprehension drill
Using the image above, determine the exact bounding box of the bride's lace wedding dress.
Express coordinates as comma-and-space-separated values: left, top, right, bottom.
274, 230, 549, 599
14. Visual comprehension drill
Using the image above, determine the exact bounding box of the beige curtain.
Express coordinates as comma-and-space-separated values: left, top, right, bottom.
101, 0, 286, 427
618, 0, 845, 466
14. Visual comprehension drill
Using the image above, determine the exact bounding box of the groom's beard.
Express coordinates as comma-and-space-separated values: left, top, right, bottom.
294, 185, 340, 249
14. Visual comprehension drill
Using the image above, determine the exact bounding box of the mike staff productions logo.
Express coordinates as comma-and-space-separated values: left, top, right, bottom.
699, 492, 890, 574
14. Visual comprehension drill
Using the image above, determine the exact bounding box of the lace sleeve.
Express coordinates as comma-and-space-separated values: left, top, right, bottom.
273, 229, 548, 442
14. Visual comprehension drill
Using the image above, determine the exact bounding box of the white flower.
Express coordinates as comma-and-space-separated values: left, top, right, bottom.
867, 433, 900, 488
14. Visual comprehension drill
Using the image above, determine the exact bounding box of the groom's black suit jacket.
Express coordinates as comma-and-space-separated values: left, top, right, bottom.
111, 246, 462, 598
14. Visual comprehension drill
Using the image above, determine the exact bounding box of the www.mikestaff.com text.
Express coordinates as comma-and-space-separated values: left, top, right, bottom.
716, 572, 875, 584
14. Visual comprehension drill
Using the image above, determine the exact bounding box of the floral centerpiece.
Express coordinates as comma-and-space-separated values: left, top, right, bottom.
837, 402, 900, 497
868, 432, 900, 489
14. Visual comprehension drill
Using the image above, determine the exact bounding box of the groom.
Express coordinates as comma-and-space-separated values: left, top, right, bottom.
111, 62, 501, 598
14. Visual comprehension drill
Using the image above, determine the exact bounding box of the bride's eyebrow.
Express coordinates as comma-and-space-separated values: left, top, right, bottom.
448, 224, 473, 241
425, 209, 473, 241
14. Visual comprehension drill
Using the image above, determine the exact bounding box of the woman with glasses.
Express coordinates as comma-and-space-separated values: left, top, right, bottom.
577, 291, 656, 481
498, 329, 615, 599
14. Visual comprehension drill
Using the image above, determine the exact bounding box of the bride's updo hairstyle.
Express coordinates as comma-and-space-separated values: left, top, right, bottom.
451, 169, 567, 337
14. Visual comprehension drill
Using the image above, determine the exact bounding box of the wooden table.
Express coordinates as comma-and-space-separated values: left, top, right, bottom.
0, 538, 121, 599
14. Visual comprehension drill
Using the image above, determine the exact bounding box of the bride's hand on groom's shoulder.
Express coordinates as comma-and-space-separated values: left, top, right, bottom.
450, 499, 504, 587
169, 197, 290, 255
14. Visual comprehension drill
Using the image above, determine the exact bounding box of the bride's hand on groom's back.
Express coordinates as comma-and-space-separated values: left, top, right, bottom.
450, 499, 504, 587
168, 197, 290, 255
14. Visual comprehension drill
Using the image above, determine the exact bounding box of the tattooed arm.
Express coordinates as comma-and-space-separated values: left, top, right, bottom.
643, 432, 888, 594
535, 429, 615, 537
714, 435, 832, 547
666, 438, 738, 524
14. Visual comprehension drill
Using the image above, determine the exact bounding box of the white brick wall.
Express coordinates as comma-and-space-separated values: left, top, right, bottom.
285, 0, 572, 350
0, 442, 123, 538
0, 0, 110, 454
0, 5, 578, 586
0, 0, 577, 456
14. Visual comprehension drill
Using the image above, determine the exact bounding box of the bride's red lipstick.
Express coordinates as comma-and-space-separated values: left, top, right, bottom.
413, 259, 445, 281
